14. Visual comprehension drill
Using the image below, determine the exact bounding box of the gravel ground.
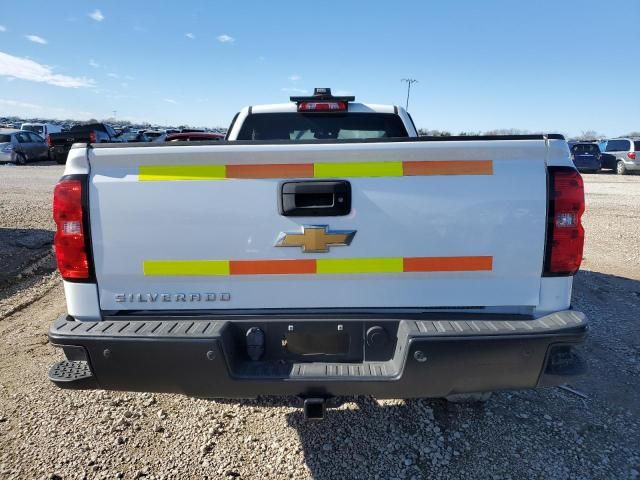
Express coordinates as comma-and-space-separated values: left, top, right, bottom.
0, 165, 639, 479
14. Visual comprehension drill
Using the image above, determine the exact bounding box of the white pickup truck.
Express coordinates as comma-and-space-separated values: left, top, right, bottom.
49, 88, 587, 418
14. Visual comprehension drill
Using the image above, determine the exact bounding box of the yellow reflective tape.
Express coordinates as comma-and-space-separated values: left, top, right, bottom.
143, 260, 230, 276
316, 257, 403, 274
314, 161, 403, 178
139, 165, 226, 181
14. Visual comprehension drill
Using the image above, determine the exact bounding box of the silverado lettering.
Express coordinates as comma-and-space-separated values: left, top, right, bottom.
114, 293, 231, 303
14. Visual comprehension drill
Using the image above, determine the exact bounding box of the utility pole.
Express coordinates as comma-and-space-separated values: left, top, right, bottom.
401, 78, 418, 111
112, 110, 117, 121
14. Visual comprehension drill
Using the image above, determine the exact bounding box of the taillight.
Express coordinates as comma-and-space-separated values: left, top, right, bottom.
544, 168, 585, 276
89, 131, 97, 143
297, 101, 347, 112
627, 152, 636, 160
53, 178, 90, 280
46, 134, 52, 147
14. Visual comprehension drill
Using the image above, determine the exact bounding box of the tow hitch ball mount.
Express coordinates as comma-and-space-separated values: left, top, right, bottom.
302, 398, 327, 420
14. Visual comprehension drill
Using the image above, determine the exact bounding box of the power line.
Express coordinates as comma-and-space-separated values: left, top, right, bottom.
401, 78, 418, 111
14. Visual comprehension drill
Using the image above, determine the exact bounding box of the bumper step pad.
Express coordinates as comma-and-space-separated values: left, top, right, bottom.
48, 360, 98, 389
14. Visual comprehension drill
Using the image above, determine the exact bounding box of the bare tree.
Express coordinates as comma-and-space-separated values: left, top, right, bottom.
483, 128, 534, 135
572, 130, 604, 141
418, 129, 451, 137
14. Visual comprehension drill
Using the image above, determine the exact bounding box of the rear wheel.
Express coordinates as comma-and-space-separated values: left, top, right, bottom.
55, 154, 66, 165
15, 152, 27, 165
616, 161, 628, 175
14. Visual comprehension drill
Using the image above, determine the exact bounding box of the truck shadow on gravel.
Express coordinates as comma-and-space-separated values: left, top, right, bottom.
281, 387, 636, 480
0, 227, 54, 288
276, 269, 640, 480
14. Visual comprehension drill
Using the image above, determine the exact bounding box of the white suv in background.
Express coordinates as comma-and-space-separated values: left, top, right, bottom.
21, 122, 62, 139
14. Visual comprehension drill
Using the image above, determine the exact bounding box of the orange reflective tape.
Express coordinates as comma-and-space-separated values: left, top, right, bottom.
226, 163, 314, 179
403, 256, 493, 272
229, 259, 317, 275
403, 160, 493, 176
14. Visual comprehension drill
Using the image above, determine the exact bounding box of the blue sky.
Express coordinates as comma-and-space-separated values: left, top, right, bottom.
1, 0, 638, 136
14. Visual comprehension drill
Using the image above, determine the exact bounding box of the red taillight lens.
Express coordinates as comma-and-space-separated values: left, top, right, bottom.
89, 131, 97, 143
53, 179, 90, 279
46, 134, 52, 147
297, 101, 347, 112
627, 151, 636, 160
544, 169, 585, 275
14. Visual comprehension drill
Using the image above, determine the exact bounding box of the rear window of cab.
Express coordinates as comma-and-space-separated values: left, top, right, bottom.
236, 113, 408, 141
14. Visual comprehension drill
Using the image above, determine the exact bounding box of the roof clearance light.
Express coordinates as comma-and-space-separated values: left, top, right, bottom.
297, 101, 347, 112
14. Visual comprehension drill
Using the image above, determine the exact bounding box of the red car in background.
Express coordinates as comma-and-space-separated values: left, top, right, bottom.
165, 132, 224, 142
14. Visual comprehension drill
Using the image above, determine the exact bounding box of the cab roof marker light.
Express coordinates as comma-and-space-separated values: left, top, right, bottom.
290, 87, 356, 107
297, 101, 347, 112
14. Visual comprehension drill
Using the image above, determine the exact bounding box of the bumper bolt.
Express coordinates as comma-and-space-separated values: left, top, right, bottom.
414, 350, 427, 363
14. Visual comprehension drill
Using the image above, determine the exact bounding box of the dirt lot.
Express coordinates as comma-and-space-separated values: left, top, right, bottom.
0, 163, 639, 479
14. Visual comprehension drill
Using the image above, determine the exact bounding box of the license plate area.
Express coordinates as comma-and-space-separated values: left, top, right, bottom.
222, 320, 364, 365
265, 321, 363, 363
284, 331, 350, 356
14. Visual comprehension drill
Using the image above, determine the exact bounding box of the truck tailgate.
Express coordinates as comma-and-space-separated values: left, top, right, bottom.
87, 140, 548, 311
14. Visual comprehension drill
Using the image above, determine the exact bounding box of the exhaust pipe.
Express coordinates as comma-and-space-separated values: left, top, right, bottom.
303, 398, 326, 420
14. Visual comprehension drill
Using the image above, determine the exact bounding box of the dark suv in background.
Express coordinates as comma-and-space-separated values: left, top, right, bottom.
570, 142, 602, 173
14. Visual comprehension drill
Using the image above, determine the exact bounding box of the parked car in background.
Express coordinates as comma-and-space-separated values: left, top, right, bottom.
21, 122, 62, 139
0, 130, 49, 164
165, 132, 225, 142
570, 142, 601, 173
120, 131, 151, 143
602, 138, 640, 174
142, 130, 165, 141
48, 123, 122, 164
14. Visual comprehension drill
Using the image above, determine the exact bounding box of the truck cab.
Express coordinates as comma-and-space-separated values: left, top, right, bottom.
226, 88, 418, 141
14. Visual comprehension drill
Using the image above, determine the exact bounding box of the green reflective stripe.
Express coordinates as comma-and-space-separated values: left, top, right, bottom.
139, 165, 226, 181
316, 257, 404, 274
314, 161, 403, 178
143, 260, 230, 276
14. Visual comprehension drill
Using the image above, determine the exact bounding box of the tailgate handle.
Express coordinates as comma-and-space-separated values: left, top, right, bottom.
279, 181, 351, 217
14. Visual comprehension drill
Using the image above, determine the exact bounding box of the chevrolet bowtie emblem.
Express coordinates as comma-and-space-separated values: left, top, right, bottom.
275, 225, 356, 253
